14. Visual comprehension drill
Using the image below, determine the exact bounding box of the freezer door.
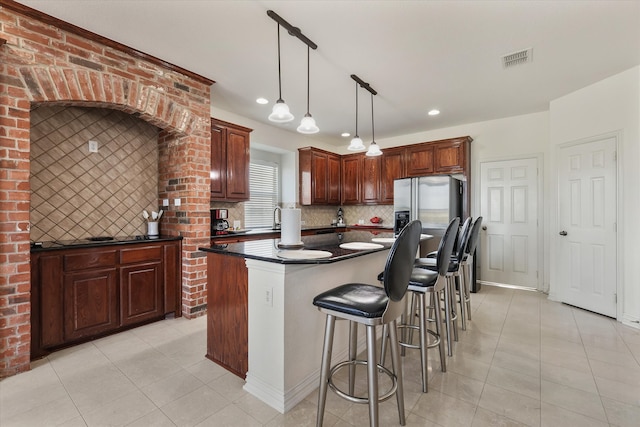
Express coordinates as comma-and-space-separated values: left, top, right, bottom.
417, 176, 454, 229
393, 178, 412, 213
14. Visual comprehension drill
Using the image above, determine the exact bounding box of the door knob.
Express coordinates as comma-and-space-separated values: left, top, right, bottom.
559, 230, 568, 236
482, 226, 487, 231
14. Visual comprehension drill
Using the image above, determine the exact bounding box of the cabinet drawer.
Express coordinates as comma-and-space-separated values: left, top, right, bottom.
64, 251, 117, 272
120, 245, 163, 264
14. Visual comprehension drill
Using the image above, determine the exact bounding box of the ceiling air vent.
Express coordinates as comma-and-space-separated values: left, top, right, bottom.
502, 48, 533, 68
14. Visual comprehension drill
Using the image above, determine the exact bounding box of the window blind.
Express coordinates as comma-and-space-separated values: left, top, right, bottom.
245, 161, 279, 228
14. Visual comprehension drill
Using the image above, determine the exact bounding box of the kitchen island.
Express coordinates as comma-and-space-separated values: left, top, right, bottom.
200, 230, 397, 413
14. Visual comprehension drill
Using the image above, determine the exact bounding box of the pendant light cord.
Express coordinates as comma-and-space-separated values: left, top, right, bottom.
277, 24, 282, 101
370, 92, 375, 142
354, 81, 359, 137
306, 46, 310, 114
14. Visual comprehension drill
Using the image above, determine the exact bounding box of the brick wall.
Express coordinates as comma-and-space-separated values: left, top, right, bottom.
0, 0, 213, 378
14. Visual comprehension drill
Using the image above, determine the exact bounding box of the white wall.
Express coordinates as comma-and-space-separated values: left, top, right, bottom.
549, 66, 640, 325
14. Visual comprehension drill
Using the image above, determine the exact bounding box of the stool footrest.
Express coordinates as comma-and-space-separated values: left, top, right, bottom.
328, 359, 398, 404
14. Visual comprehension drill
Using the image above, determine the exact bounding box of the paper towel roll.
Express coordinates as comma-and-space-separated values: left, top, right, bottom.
280, 208, 302, 246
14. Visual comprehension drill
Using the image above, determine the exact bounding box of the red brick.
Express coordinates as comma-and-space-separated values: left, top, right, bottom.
48, 68, 71, 100
65, 34, 103, 55
89, 71, 104, 100
62, 68, 82, 100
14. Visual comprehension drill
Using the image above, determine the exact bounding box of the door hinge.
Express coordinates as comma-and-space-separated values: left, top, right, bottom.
613, 151, 617, 161
614, 293, 617, 303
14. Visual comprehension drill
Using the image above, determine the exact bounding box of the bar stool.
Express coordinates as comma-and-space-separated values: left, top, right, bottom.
459, 217, 483, 321
380, 217, 459, 393
313, 220, 422, 427
416, 217, 472, 335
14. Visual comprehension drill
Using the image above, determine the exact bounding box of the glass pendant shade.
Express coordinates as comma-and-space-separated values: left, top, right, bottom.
297, 113, 319, 134
348, 136, 365, 151
268, 99, 294, 123
366, 141, 383, 156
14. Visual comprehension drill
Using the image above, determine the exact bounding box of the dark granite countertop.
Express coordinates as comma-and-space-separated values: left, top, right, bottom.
30, 234, 182, 252
213, 224, 392, 240
200, 230, 396, 264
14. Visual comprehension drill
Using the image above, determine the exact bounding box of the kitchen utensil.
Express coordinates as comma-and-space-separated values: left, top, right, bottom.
143, 210, 149, 220
157, 210, 163, 220
152, 211, 158, 220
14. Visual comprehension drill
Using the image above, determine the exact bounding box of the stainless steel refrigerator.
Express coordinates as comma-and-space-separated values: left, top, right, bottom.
393, 175, 464, 235
394, 174, 479, 292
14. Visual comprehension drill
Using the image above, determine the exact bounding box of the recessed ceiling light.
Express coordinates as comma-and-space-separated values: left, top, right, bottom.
341, 132, 351, 137
256, 97, 269, 105
428, 109, 440, 116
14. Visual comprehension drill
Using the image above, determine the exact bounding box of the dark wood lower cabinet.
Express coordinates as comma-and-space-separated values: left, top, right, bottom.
63, 268, 118, 340
120, 261, 162, 326
31, 239, 181, 359
206, 252, 248, 379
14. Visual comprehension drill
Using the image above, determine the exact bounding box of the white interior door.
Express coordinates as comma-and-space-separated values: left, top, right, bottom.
557, 137, 617, 317
480, 158, 539, 288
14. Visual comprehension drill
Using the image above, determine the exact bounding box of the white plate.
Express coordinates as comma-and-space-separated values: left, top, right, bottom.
339, 242, 384, 250
371, 237, 396, 244
277, 250, 333, 260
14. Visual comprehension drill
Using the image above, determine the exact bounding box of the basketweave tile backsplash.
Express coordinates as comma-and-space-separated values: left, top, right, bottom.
30, 105, 160, 242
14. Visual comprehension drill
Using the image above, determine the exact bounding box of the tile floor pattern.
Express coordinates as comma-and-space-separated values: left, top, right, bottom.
2, 285, 640, 426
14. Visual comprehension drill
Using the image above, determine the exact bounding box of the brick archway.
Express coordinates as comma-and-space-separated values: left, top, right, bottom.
1, 1, 213, 377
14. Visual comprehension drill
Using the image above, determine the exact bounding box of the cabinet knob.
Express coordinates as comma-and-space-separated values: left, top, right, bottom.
559, 230, 568, 236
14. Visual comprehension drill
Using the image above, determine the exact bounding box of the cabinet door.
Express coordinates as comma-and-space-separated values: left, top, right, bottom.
361, 155, 381, 204
311, 151, 329, 204
327, 154, 341, 205
210, 124, 227, 199
341, 155, 361, 205
163, 241, 180, 316
405, 144, 434, 177
207, 252, 248, 378
381, 148, 404, 204
434, 140, 465, 174
120, 261, 163, 326
225, 128, 250, 201
63, 268, 118, 341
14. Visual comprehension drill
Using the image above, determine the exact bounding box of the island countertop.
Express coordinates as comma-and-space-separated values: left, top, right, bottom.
199, 229, 396, 264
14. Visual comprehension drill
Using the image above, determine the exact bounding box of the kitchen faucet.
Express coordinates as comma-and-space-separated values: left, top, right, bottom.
273, 206, 281, 230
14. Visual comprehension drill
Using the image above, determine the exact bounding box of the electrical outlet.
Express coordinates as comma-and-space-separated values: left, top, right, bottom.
265, 287, 273, 307
88, 140, 98, 153
174, 198, 181, 206
162, 199, 169, 206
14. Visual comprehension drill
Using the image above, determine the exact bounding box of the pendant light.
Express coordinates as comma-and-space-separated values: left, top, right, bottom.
347, 80, 365, 151
297, 46, 319, 134
366, 92, 382, 156
268, 23, 294, 123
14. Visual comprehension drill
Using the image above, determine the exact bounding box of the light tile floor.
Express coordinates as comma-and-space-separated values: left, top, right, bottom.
2, 285, 640, 426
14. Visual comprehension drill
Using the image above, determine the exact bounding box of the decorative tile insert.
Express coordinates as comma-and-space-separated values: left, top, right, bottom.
30, 105, 160, 241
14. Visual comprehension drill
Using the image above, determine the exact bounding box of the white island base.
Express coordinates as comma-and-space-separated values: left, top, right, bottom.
243, 250, 389, 413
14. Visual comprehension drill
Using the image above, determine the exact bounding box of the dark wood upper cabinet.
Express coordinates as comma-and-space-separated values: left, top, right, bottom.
327, 154, 341, 205
433, 138, 468, 174
380, 148, 405, 204
298, 136, 472, 206
299, 147, 341, 205
211, 118, 252, 202
361, 155, 381, 204
340, 154, 361, 205
405, 144, 435, 177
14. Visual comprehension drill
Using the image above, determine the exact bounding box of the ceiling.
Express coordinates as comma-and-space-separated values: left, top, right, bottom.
16, 0, 640, 147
